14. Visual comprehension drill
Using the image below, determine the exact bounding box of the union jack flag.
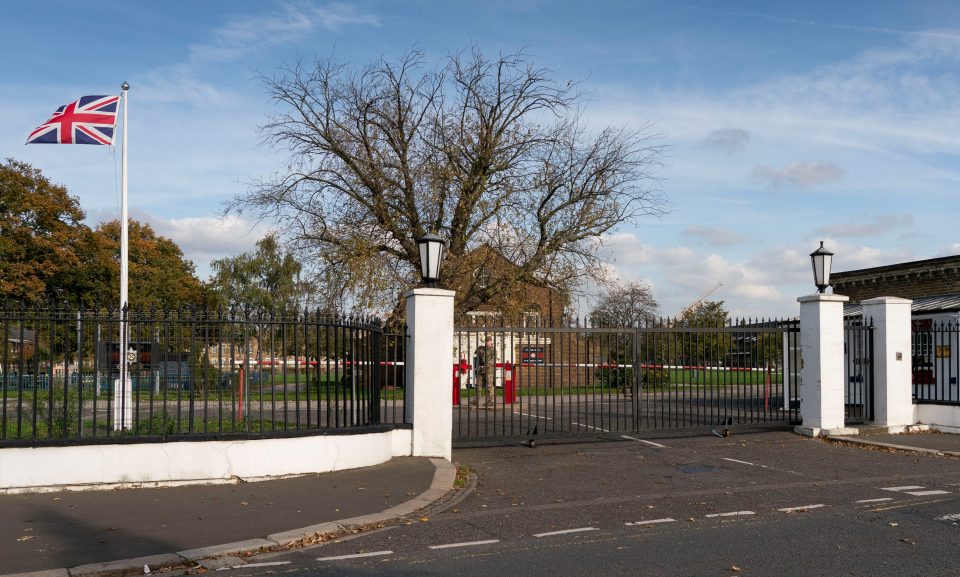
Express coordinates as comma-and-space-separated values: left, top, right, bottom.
26, 95, 120, 145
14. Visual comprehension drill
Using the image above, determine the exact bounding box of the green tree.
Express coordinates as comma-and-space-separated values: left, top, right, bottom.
83, 220, 208, 308
677, 300, 730, 366
230, 47, 665, 315
0, 159, 90, 304
209, 234, 311, 312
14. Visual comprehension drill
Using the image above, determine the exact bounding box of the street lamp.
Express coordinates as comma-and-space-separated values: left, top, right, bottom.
810, 241, 834, 294
416, 233, 446, 286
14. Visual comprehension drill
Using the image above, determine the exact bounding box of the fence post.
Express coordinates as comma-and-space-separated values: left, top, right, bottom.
861, 297, 913, 430
404, 287, 455, 459
796, 293, 852, 436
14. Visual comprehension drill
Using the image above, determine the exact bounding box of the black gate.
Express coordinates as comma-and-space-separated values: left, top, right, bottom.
453, 318, 800, 444
844, 317, 874, 425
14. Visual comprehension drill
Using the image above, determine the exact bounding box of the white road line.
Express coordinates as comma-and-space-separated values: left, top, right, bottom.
855, 498, 893, 503
777, 504, 827, 513
513, 411, 552, 420
882, 485, 925, 492
906, 490, 951, 496
936, 513, 960, 523
625, 518, 676, 526
317, 551, 394, 561
429, 539, 501, 550
571, 421, 610, 432
721, 458, 757, 466
237, 562, 291, 569
533, 527, 598, 538
621, 435, 667, 448
705, 511, 755, 518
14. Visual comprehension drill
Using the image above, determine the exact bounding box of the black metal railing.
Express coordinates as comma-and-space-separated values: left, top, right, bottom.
912, 319, 960, 405
0, 305, 406, 445
453, 315, 800, 443
844, 316, 874, 424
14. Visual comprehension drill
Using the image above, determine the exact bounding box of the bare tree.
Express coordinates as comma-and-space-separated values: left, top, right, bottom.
231, 46, 665, 316
590, 281, 659, 327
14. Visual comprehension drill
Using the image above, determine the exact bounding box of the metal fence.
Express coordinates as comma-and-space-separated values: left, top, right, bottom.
453, 316, 800, 443
912, 319, 960, 405
844, 316, 874, 424
0, 306, 406, 445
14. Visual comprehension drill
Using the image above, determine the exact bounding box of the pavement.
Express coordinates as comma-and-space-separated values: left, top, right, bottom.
0, 457, 455, 577
2, 427, 958, 577
827, 427, 960, 457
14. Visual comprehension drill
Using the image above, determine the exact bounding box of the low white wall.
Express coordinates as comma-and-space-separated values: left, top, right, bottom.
914, 404, 960, 434
0, 428, 412, 493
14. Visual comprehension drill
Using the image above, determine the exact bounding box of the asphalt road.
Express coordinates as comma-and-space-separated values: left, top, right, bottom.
206, 432, 960, 577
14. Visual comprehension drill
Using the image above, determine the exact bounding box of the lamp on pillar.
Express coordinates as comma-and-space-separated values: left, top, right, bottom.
810, 241, 834, 294
416, 233, 446, 287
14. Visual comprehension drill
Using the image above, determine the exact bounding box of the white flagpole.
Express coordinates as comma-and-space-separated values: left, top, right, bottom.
115, 81, 131, 430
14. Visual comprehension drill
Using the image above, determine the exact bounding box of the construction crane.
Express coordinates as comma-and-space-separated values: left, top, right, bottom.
677, 282, 722, 321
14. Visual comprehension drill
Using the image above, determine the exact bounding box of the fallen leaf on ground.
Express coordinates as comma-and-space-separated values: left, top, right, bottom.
731, 565, 742, 572
889, 522, 898, 527
901, 538, 916, 545
418, 516, 429, 522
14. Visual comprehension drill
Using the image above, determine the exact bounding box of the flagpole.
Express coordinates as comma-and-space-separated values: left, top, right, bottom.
117, 81, 131, 430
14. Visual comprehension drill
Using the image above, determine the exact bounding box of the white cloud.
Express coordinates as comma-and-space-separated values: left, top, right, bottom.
684, 225, 747, 247
815, 213, 913, 238
752, 162, 845, 189
701, 128, 750, 152
189, 3, 380, 64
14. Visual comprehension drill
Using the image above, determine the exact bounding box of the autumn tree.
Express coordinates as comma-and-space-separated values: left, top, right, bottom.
208, 233, 312, 312
231, 46, 664, 316
83, 220, 208, 308
0, 159, 90, 305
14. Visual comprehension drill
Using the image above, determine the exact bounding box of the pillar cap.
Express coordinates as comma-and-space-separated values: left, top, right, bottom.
798, 293, 849, 304
403, 287, 456, 299
861, 296, 912, 305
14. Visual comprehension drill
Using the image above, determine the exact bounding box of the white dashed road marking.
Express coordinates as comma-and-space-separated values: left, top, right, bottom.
429, 539, 501, 550
777, 504, 826, 513
882, 485, 925, 492
620, 435, 667, 448
705, 511, 755, 518
533, 527, 598, 538
855, 498, 893, 503
239, 562, 291, 569
317, 551, 394, 562
625, 518, 676, 526
572, 422, 610, 432
722, 458, 757, 466
513, 411, 552, 420
905, 490, 951, 496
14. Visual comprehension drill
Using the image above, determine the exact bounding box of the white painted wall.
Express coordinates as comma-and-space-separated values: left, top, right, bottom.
915, 404, 960, 434
0, 428, 412, 493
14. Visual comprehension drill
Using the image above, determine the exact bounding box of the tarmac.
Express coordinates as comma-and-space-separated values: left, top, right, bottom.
0, 457, 454, 577
2, 428, 958, 577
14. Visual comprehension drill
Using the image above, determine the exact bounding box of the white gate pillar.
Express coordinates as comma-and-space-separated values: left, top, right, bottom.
796, 293, 854, 436
404, 287, 454, 460
861, 297, 913, 430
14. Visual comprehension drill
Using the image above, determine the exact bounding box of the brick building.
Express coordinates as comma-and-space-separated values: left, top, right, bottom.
831, 255, 960, 303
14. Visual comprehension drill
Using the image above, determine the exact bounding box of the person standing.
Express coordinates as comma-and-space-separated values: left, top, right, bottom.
473, 335, 497, 407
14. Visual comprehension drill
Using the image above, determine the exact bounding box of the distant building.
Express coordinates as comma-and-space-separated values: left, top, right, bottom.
832, 255, 960, 303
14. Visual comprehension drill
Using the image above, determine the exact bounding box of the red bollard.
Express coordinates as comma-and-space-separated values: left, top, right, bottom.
503, 362, 516, 404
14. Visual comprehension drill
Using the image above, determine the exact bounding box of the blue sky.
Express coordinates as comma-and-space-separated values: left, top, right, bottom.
4, 1, 960, 318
